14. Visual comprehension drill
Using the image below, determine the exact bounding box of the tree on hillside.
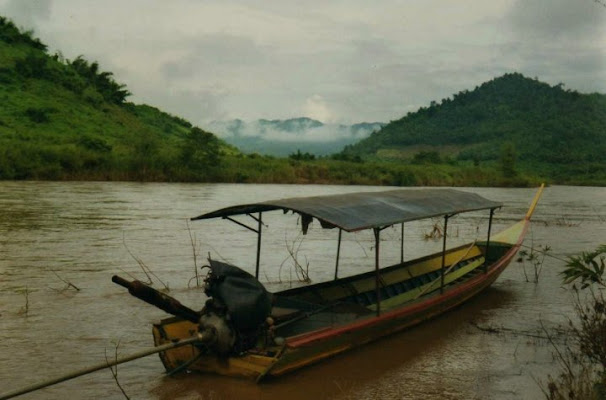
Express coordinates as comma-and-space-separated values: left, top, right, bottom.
70, 56, 131, 104
130, 131, 161, 179
14, 51, 50, 79
0, 16, 46, 50
412, 150, 441, 164
181, 127, 222, 176
289, 149, 315, 161
500, 142, 517, 178
6, 19, 131, 106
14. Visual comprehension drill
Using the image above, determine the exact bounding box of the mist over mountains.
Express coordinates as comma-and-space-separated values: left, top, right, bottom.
205, 118, 384, 156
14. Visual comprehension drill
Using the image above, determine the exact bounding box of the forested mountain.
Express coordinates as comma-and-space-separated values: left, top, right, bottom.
0, 16, 233, 181
342, 73, 606, 182
205, 118, 384, 156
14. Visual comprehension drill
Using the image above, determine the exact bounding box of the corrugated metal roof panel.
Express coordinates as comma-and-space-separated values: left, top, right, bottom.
191, 189, 502, 232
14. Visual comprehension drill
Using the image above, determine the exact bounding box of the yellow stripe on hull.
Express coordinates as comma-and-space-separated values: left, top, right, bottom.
368, 257, 485, 311
313, 246, 483, 302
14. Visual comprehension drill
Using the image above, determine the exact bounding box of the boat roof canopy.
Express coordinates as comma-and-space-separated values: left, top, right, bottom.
192, 189, 502, 233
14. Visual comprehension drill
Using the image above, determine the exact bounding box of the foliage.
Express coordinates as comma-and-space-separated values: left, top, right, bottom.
180, 127, 223, 179
575, 293, 606, 369
2, 17, 130, 106
340, 73, 606, 185
14, 51, 50, 78
543, 245, 606, 399
412, 150, 441, 164
562, 245, 606, 289
517, 244, 551, 283
330, 152, 363, 163
133, 104, 193, 133
500, 142, 517, 178
68, 56, 131, 104
0, 16, 46, 50
289, 149, 315, 161
24, 107, 53, 123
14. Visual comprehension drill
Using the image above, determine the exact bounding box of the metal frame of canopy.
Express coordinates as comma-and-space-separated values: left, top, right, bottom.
191, 189, 502, 317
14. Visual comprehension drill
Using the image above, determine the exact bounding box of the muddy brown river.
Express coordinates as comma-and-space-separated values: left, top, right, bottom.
1, 182, 605, 399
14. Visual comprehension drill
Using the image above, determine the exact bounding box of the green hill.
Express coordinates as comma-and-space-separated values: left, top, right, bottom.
0, 16, 236, 181
342, 73, 606, 184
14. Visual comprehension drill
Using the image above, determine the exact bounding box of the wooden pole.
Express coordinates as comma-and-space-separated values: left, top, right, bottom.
440, 215, 449, 294
0, 334, 210, 400
374, 228, 381, 316
485, 208, 494, 273
400, 223, 404, 264
255, 212, 263, 279
334, 228, 342, 280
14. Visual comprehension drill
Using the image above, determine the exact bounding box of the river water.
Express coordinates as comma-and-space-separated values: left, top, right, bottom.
0, 182, 604, 399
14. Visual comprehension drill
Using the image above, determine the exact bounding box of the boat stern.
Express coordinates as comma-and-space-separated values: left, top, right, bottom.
152, 317, 280, 379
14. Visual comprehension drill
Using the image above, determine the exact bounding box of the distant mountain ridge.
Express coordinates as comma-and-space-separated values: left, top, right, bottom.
205, 118, 384, 156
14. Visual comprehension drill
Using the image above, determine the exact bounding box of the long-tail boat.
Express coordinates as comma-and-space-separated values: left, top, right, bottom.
119, 185, 545, 381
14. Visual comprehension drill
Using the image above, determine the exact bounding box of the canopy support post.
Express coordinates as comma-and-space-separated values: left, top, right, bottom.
374, 228, 381, 316
485, 208, 494, 273
334, 228, 342, 280
400, 223, 405, 264
440, 215, 449, 294
255, 212, 263, 279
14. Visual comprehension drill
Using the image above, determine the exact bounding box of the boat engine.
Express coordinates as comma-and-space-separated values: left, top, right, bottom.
198, 259, 273, 355
111, 260, 272, 356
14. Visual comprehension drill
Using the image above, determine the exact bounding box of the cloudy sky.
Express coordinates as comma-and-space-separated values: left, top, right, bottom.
1, 0, 604, 126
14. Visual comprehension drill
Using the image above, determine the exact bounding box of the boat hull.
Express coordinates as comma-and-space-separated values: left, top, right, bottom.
268, 238, 520, 377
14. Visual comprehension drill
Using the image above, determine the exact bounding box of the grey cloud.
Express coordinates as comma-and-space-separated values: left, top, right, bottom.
350, 38, 398, 63
508, 0, 606, 40
0, 0, 52, 28
0, 0, 604, 124
161, 33, 266, 80
254, 124, 376, 144
497, 0, 606, 93
133, 87, 229, 127
496, 40, 606, 92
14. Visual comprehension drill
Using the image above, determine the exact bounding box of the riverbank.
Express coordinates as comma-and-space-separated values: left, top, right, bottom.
3, 155, 549, 187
